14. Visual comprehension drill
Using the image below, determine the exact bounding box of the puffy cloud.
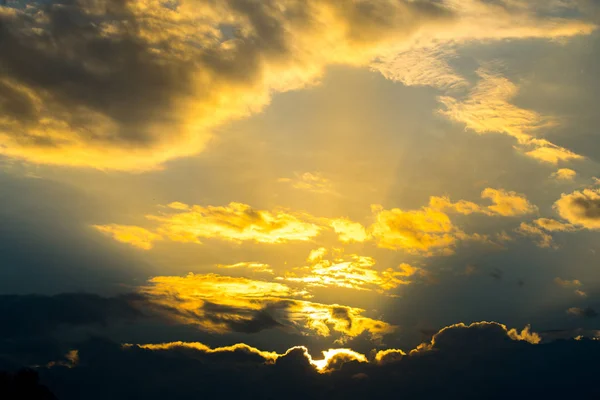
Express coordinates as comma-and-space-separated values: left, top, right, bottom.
330, 218, 369, 243
431, 189, 536, 217
138, 272, 394, 338
481, 188, 537, 216
551, 168, 577, 181
524, 142, 584, 165
553, 189, 600, 229
280, 248, 425, 293
429, 195, 490, 215
515, 222, 555, 248
18, 319, 600, 399
278, 172, 335, 195
92, 224, 162, 250
369, 204, 458, 255
534, 218, 576, 232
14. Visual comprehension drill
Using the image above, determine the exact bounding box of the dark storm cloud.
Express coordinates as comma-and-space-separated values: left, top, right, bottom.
0, 293, 141, 339
0, 0, 192, 143
26, 321, 600, 400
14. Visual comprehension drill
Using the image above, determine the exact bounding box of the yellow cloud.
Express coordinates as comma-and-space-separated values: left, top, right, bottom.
369, 204, 457, 254
92, 224, 162, 250
438, 69, 584, 165
372, 45, 468, 91
553, 189, 600, 230
481, 188, 537, 216
429, 195, 490, 215
515, 222, 555, 249
217, 262, 274, 274
0, 1, 594, 169
330, 218, 369, 243
534, 218, 576, 232
551, 168, 577, 181
139, 273, 394, 338
148, 202, 322, 244
524, 142, 584, 165
281, 249, 424, 293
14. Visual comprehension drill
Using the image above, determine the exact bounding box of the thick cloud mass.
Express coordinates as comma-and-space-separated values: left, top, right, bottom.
25, 321, 600, 400
0, 0, 452, 169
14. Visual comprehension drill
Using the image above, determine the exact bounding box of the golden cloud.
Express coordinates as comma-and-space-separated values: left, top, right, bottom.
551, 168, 577, 181
515, 222, 555, 249
93, 224, 162, 250
148, 202, 322, 244
369, 204, 458, 254
438, 69, 584, 165
534, 218, 576, 232
481, 188, 537, 217
329, 218, 369, 243
139, 273, 394, 339
553, 189, 600, 230
217, 262, 274, 274
0, 1, 594, 170
280, 248, 425, 293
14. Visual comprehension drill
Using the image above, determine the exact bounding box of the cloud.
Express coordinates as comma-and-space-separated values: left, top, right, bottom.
554, 189, 600, 229
554, 278, 583, 288
430, 188, 536, 217
369, 204, 459, 255
278, 172, 336, 195
329, 218, 369, 243
148, 202, 322, 244
438, 68, 584, 165
0, 0, 455, 170
36, 320, 600, 400
0, 1, 595, 170
533, 218, 576, 232
429, 195, 490, 215
567, 307, 598, 318
280, 248, 425, 293
95, 195, 512, 252
371, 45, 468, 91
481, 188, 537, 216
138, 272, 394, 338
92, 224, 162, 250
515, 222, 555, 248
217, 261, 274, 274
551, 168, 577, 181
524, 142, 584, 165
0, 293, 141, 339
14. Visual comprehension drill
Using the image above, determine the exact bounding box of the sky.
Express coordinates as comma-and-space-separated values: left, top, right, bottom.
1, 0, 600, 398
